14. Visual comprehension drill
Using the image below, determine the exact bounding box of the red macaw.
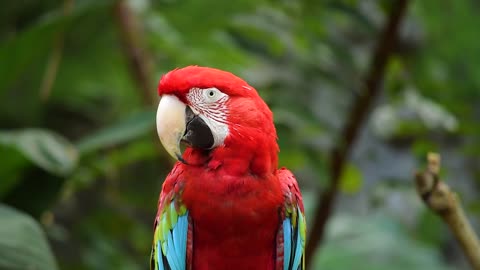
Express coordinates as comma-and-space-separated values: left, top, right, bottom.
151, 66, 306, 270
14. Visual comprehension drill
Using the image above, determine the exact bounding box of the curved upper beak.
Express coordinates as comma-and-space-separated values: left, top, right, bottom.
156, 94, 215, 163
156, 95, 186, 161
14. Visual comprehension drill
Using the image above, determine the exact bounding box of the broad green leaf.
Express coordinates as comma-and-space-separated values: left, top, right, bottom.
0, 204, 58, 270
76, 109, 156, 154
0, 129, 78, 176
339, 163, 363, 194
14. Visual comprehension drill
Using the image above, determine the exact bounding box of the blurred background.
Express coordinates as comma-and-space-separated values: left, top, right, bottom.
1, 0, 479, 269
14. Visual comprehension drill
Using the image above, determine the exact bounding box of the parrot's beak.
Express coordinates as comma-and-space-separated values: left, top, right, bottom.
156, 95, 214, 163
156, 95, 186, 162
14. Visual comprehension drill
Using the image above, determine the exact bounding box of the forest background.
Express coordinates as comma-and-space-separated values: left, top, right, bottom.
1, 0, 480, 269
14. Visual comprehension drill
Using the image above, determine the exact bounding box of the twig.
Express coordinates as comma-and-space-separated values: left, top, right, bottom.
415, 153, 480, 270
304, 1, 410, 267
113, 1, 172, 161
40, 0, 74, 101
114, 0, 156, 106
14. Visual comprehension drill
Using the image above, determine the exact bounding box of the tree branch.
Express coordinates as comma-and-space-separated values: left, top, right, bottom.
39, 0, 74, 101
113, 2, 172, 160
415, 153, 480, 270
114, 0, 156, 106
305, 1, 410, 268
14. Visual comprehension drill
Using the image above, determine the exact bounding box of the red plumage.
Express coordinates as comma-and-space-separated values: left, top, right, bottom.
154, 66, 305, 270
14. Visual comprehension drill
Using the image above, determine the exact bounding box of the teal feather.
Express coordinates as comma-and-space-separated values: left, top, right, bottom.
166, 231, 180, 270
291, 217, 302, 270
283, 218, 292, 270
283, 206, 306, 270
157, 242, 164, 270
173, 215, 188, 269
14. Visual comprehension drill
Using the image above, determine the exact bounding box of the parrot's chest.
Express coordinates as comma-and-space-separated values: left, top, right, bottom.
184, 173, 283, 230
182, 172, 283, 269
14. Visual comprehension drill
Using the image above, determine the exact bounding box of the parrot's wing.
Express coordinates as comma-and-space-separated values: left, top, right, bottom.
278, 168, 306, 270
150, 165, 191, 270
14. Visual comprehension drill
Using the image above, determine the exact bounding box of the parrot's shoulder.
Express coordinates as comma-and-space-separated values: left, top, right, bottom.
157, 163, 186, 215
277, 168, 304, 214
162, 163, 185, 192
159, 163, 185, 201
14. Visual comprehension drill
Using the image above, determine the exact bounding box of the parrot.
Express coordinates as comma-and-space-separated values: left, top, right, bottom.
151, 66, 306, 270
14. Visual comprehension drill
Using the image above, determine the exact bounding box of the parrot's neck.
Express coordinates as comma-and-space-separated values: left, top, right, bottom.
183, 137, 278, 177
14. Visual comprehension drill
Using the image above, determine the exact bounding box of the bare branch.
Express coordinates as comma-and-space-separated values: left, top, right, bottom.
114, 0, 156, 106
415, 153, 480, 270
39, 0, 74, 101
305, 1, 410, 268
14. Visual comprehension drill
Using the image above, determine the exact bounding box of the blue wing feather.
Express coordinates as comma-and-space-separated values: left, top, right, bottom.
157, 242, 165, 270
151, 201, 189, 270
283, 218, 292, 270
174, 215, 188, 269
166, 231, 181, 270
291, 218, 303, 269
282, 207, 306, 270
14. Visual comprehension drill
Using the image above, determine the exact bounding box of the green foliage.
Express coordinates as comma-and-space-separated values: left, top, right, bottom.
76, 109, 155, 154
415, 210, 447, 246
0, 204, 58, 270
0, 129, 78, 176
0, 146, 28, 198
0, 0, 478, 269
339, 163, 363, 194
315, 214, 452, 270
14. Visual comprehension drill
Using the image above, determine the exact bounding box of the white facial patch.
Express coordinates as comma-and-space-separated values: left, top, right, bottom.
186, 88, 229, 148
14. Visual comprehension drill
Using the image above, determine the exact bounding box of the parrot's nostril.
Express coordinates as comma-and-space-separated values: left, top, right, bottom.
185, 106, 196, 125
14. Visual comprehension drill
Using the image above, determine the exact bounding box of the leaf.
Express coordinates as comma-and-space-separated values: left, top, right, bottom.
339, 163, 363, 194
0, 146, 29, 198
0, 204, 58, 270
76, 109, 156, 154
0, 1, 114, 93
0, 12, 66, 93
0, 129, 78, 176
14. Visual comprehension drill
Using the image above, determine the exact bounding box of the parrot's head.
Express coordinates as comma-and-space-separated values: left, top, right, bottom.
156, 66, 278, 175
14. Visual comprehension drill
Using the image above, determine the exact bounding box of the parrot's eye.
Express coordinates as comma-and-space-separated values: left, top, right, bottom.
187, 87, 228, 106
201, 88, 226, 103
